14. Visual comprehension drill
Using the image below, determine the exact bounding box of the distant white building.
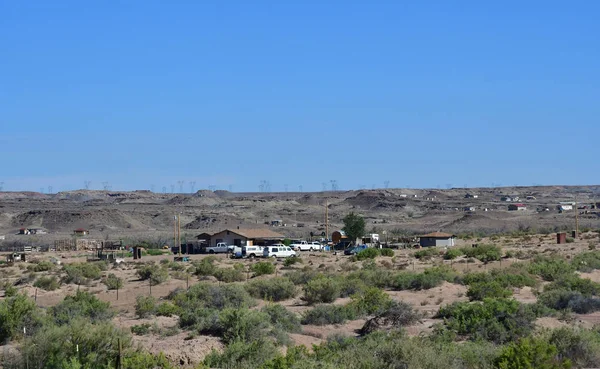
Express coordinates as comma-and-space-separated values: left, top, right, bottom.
558, 202, 574, 211
0, 235, 5, 240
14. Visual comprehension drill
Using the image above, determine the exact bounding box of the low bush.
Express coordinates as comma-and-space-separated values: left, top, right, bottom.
31, 261, 54, 272
192, 257, 217, 276
302, 277, 341, 304
538, 289, 600, 314
135, 295, 157, 318
261, 304, 301, 333
414, 248, 439, 260
301, 304, 353, 325
50, 291, 114, 325
462, 266, 537, 289
566, 237, 575, 243
218, 308, 272, 344
245, 277, 296, 301
156, 302, 180, 317
354, 248, 380, 260
251, 261, 276, 276
437, 298, 538, 343
528, 256, 575, 281
131, 323, 152, 335
0, 294, 44, 342
103, 273, 123, 290
203, 338, 279, 369
572, 251, 600, 272
214, 267, 245, 282
494, 336, 571, 369
460, 244, 502, 263
33, 276, 60, 291
359, 301, 422, 335
444, 248, 463, 260
284, 267, 320, 285
466, 281, 512, 301
380, 248, 395, 257
348, 287, 393, 316
136, 264, 169, 285
392, 266, 457, 291
283, 256, 302, 267
63, 263, 102, 285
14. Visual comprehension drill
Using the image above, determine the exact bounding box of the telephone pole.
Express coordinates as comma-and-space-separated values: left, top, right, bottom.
325, 200, 329, 244
575, 195, 579, 237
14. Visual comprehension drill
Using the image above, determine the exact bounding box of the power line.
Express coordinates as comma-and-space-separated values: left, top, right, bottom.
84, 181, 91, 190
384, 180, 390, 189
177, 180, 185, 193
322, 182, 327, 192
48, 186, 53, 194
170, 185, 175, 193
190, 181, 196, 193
102, 182, 110, 191
162, 186, 167, 194
0, 182, 4, 191
299, 185, 303, 192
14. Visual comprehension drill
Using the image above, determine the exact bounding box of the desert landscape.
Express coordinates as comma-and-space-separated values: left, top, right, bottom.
1, 186, 600, 368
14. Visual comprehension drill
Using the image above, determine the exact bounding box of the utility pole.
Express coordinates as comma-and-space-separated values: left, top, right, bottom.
173, 214, 177, 253
178, 213, 181, 255
325, 200, 329, 245
575, 194, 579, 237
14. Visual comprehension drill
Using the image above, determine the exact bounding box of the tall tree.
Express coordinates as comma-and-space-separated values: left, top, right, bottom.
342, 212, 365, 244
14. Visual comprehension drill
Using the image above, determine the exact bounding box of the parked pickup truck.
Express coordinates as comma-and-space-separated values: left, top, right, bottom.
292, 241, 323, 251
205, 242, 230, 254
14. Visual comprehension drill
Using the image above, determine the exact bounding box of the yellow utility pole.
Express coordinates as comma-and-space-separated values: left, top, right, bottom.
173, 214, 177, 253
575, 195, 579, 237
325, 200, 329, 249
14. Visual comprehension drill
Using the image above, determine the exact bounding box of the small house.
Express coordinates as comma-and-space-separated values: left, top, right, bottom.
73, 228, 89, 236
419, 232, 456, 247
501, 196, 513, 202
508, 204, 527, 211
210, 228, 284, 247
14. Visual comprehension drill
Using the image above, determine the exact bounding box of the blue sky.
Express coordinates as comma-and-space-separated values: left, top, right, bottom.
1, 1, 598, 193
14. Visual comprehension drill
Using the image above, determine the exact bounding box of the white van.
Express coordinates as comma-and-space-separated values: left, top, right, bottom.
242, 246, 264, 258
263, 245, 297, 258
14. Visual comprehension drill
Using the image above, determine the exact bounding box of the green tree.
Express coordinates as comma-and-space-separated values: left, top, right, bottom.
495, 337, 571, 369
342, 212, 365, 244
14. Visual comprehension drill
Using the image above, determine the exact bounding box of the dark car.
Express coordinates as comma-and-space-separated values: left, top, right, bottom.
343, 244, 369, 255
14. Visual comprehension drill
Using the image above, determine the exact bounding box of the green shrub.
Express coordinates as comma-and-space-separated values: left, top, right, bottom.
32, 261, 54, 272
461, 244, 502, 263
548, 327, 600, 368
466, 281, 512, 301
392, 266, 456, 291
33, 276, 60, 291
545, 274, 600, 295
135, 295, 157, 318
261, 304, 301, 333
284, 267, 320, 285
136, 264, 168, 285
192, 257, 217, 276
203, 338, 279, 369
103, 273, 123, 290
214, 267, 245, 282
359, 301, 422, 335
63, 263, 102, 285
123, 351, 176, 369
462, 267, 537, 289
131, 323, 152, 335
572, 251, 600, 272
444, 248, 463, 260
146, 249, 165, 256
380, 248, 394, 257
538, 289, 600, 313
283, 256, 302, 267
414, 248, 439, 260
245, 277, 296, 301
50, 291, 114, 325
437, 298, 537, 343
494, 336, 571, 369
348, 287, 393, 316
354, 248, 380, 260
302, 277, 341, 304
218, 308, 272, 344
566, 237, 575, 243
528, 256, 576, 281
0, 294, 43, 342
156, 302, 180, 317
251, 261, 276, 276
301, 304, 352, 325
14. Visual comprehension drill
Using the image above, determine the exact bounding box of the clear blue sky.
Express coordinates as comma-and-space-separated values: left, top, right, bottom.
1, 1, 598, 193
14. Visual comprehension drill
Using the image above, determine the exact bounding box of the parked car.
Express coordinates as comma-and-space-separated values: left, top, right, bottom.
344, 244, 369, 255
292, 240, 323, 251
205, 242, 230, 254
263, 245, 297, 258
242, 246, 264, 258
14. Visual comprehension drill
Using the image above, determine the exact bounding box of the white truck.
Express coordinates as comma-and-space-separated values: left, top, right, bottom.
292, 241, 323, 251
205, 242, 230, 254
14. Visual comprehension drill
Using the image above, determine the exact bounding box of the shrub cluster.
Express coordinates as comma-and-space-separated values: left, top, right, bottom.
192, 257, 245, 282
103, 273, 123, 290
62, 263, 102, 285
250, 261, 276, 276
136, 264, 169, 285
33, 276, 61, 291
245, 277, 297, 301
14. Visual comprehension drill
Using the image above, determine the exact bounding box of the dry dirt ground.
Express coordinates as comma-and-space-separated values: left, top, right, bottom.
1, 231, 599, 367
